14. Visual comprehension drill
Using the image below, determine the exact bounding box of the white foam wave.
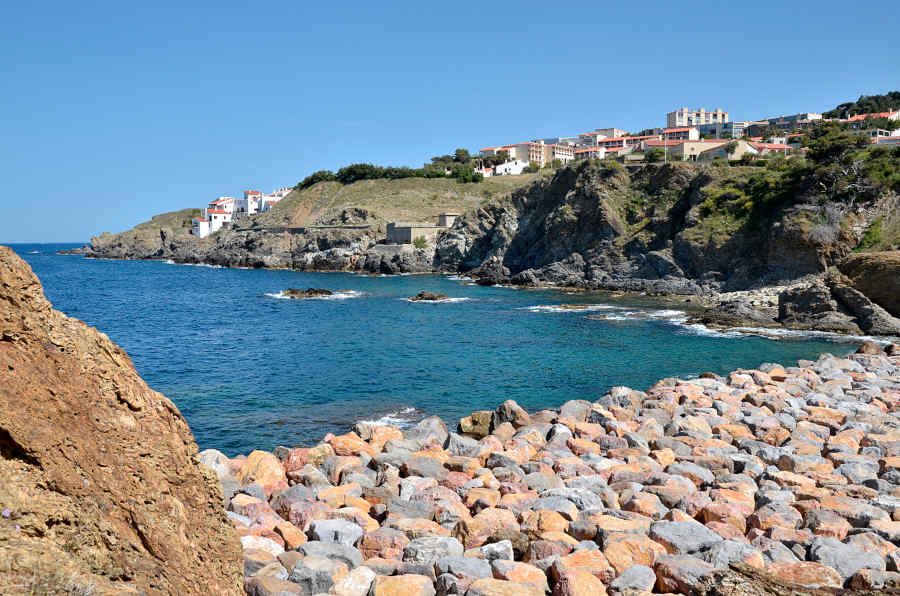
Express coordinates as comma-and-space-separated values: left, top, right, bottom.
359, 407, 418, 428
446, 275, 474, 281
265, 290, 367, 301
406, 297, 471, 304
674, 322, 897, 344
165, 259, 224, 268
520, 304, 622, 313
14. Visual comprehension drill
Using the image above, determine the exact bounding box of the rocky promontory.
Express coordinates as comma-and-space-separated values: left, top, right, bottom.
81, 156, 900, 336
0, 247, 243, 594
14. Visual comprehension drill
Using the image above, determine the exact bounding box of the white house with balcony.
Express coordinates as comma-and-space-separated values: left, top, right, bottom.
233, 190, 262, 219
191, 196, 235, 238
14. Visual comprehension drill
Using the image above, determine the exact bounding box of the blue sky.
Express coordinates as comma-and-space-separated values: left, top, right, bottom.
2, 1, 898, 242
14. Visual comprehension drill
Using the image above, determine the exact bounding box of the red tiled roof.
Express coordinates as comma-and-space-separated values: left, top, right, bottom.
244, 190, 261, 195
750, 143, 792, 150
663, 127, 695, 133
206, 209, 228, 214
644, 140, 683, 147
575, 147, 605, 153
847, 111, 897, 122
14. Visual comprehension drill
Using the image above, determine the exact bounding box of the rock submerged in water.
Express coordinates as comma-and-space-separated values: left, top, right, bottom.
284, 287, 334, 298
212, 330, 900, 595
409, 291, 449, 301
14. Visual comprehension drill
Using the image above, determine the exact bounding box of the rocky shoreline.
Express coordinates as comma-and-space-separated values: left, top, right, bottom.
204, 341, 900, 595
79, 161, 900, 338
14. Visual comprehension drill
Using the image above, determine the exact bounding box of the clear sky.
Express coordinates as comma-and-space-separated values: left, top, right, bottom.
2, 1, 898, 242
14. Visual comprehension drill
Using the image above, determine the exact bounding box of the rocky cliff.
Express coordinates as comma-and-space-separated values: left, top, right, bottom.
84, 176, 535, 275
436, 160, 899, 295
0, 246, 243, 594
839, 251, 900, 318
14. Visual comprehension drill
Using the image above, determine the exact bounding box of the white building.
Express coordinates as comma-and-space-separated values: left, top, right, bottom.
594, 128, 627, 138
574, 146, 607, 160
667, 107, 729, 128
191, 217, 210, 238
662, 127, 700, 141
494, 159, 529, 175
233, 190, 262, 220
191, 196, 234, 238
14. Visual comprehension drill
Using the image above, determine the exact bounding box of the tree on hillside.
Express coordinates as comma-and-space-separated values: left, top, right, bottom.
454, 148, 471, 163
296, 170, 336, 190
823, 91, 900, 118
646, 148, 664, 162
804, 122, 870, 164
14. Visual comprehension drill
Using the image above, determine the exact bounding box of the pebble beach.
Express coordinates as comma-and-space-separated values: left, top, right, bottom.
203, 341, 900, 596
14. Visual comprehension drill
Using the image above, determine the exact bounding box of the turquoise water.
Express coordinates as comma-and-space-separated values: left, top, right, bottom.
12, 244, 857, 456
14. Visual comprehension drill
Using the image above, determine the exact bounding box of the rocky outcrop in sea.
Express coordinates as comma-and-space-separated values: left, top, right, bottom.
0, 247, 243, 594
204, 335, 900, 595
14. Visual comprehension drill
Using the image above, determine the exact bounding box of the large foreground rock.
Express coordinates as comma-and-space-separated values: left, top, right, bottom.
0, 246, 243, 594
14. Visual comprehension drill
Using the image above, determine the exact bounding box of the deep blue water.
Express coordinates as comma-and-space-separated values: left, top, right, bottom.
10, 243, 858, 456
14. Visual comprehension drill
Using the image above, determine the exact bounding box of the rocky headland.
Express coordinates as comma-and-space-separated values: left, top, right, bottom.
80, 151, 900, 337
0, 247, 243, 594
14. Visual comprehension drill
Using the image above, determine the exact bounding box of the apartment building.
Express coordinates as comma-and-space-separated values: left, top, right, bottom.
666, 107, 729, 128
594, 128, 627, 138
697, 121, 749, 139
762, 113, 823, 130
662, 127, 700, 141
506, 141, 574, 167
574, 146, 607, 160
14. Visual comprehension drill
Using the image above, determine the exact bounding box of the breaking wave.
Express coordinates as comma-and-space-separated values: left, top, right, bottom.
358, 407, 421, 428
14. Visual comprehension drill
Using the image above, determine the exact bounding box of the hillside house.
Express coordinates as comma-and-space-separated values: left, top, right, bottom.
697, 140, 759, 161
233, 190, 262, 219
191, 196, 234, 238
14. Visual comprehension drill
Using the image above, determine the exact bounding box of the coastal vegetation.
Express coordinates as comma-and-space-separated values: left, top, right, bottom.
823, 90, 900, 119
294, 148, 488, 191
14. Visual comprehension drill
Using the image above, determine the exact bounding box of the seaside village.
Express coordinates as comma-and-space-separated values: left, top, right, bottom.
190, 106, 900, 240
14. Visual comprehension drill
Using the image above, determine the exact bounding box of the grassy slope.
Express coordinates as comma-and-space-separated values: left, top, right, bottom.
249, 174, 539, 228
132, 208, 202, 232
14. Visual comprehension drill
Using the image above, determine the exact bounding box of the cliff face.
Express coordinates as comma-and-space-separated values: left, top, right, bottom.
436, 161, 898, 295
0, 246, 243, 595
84, 176, 535, 274
839, 251, 900, 318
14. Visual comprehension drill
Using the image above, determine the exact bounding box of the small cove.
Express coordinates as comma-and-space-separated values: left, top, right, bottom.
15, 244, 859, 456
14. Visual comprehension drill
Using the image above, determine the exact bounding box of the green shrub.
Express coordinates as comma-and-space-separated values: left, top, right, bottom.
413, 236, 428, 249
857, 217, 884, 250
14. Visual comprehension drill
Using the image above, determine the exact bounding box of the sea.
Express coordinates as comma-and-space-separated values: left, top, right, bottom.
10, 243, 868, 456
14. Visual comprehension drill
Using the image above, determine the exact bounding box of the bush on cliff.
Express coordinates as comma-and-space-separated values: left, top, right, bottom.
296, 160, 484, 190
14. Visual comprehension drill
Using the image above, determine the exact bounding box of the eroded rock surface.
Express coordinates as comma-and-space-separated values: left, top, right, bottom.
0, 246, 243, 595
